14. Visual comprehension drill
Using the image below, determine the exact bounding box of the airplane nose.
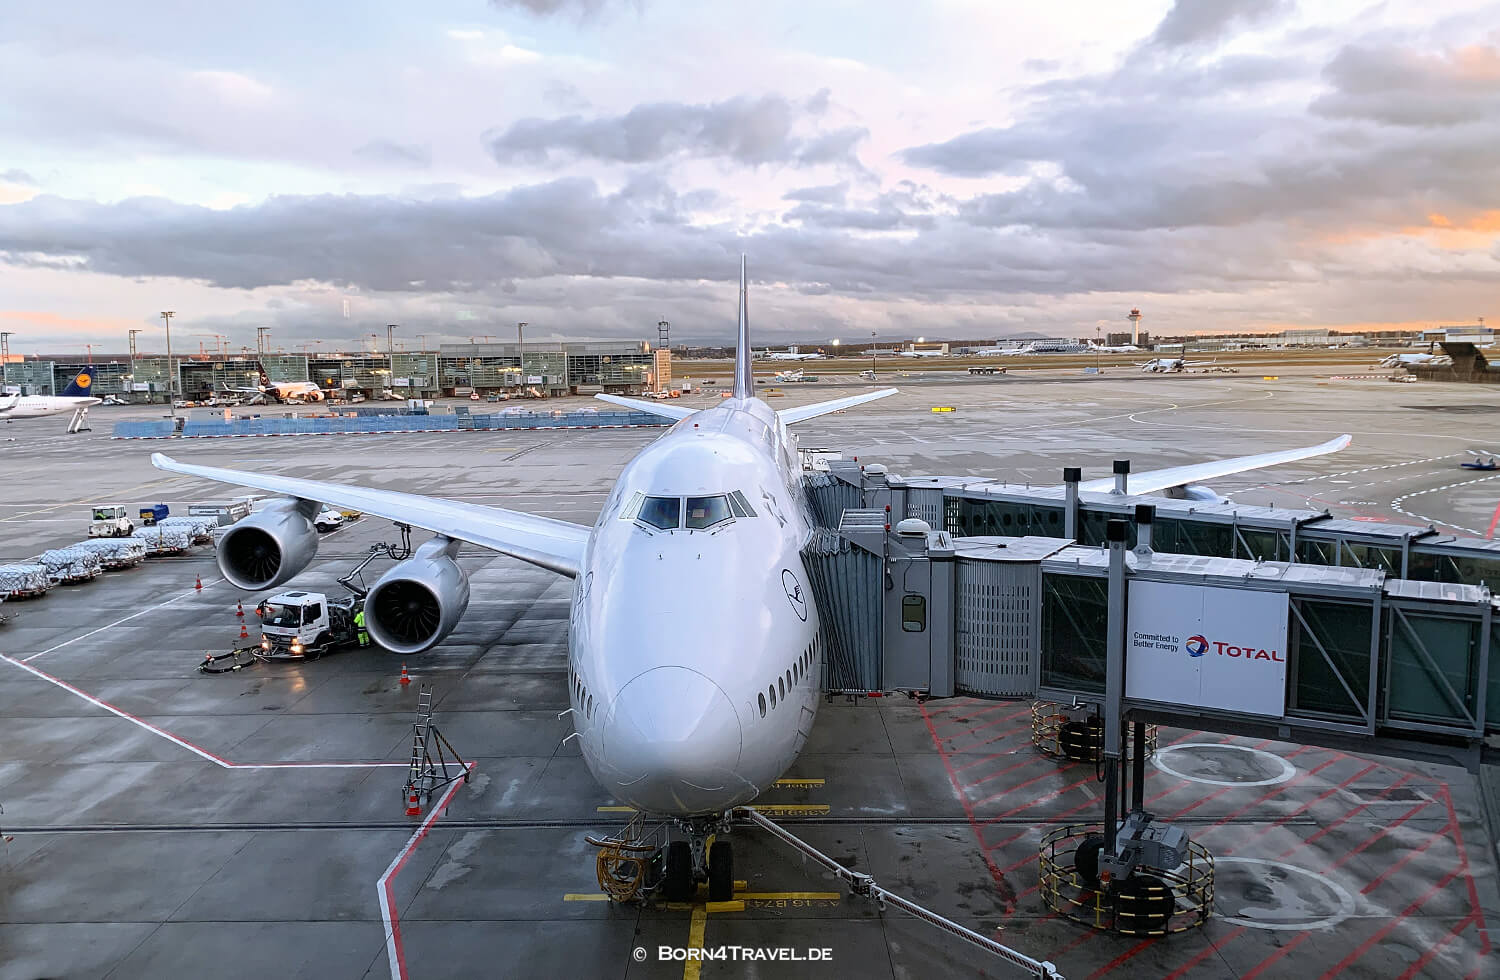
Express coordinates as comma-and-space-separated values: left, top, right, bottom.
602, 666, 744, 814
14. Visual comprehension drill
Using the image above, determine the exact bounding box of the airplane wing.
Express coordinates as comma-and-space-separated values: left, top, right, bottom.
1078, 435, 1352, 496
150, 453, 589, 577
593, 394, 696, 421
778, 388, 898, 425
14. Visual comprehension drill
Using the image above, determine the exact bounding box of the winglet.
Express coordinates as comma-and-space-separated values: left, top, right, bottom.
733, 255, 753, 399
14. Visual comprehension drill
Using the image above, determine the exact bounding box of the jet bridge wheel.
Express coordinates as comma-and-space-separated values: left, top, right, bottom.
1074, 834, 1105, 887
707, 841, 734, 902
1113, 873, 1175, 935
663, 841, 695, 903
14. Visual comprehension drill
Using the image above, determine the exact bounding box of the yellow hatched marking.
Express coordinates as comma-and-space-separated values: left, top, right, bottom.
748, 803, 829, 814
596, 805, 636, 812
773, 778, 825, 787
705, 900, 745, 913
563, 893, 609, 902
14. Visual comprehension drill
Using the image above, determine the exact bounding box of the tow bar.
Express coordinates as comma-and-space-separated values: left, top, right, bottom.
735, 807, 1064, 980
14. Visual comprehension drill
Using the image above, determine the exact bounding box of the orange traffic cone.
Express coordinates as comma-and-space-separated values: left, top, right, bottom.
239, 622, 249, 639
236, 601, 244, 618
399, 664, 411, 687
405, 790, 422, 816
195, 575, 203, 591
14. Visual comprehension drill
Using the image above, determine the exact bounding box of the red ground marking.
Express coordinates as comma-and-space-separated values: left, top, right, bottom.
1486, 500, 1500, 538
1083, 938, 1155, 980
947, 726, 1035, 755
980, 769, 1099, 823
1323, 798, 1433, 874
917, 700, 1010, 892
1442, 784, 1494, 955
1225, 763, 1377, 855
971, 760, 1085, 809
1358, 809, 1453, 894
1317, 865, 1467, 980
940, 708, 1032, 742
1197, 748, 1326, 833
1289, 772, 1413, 856
1238, 932, 1313, 980
933, 702, 1016, 733
1394, 912, 1480, 980
1160, 926, 1248, 980
954, 746, 1032, 774
966, 752, 1056, 789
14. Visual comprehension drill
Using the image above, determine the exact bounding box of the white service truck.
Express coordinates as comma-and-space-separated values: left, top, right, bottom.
257, 591, 363, 659
88, 504, 135, 538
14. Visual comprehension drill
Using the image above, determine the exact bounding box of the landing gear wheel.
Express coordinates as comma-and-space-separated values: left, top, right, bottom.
663, 841, 694, 902
1075, 834, 1105, 886
1059, 718, 1102, 761
1115, 873, 1175, 933
707, 841, 734, 902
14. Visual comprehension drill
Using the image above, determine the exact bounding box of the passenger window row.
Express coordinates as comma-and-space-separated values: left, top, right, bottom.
756, 633, 822, 719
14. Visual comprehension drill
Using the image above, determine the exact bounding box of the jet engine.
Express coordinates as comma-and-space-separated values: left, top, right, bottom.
1163, 484, 1226, 504
216, 498, 320, 590
363, 536, 470, 655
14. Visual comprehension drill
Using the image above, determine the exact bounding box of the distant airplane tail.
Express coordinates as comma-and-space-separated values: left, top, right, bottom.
59, 368, 95, 398
733, 256, 753, 399
255, 361, 274, 389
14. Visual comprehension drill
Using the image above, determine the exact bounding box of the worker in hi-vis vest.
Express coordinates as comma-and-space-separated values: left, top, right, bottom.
354, 607, 369, 647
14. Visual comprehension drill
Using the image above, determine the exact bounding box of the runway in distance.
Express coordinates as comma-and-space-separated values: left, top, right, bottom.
151, 257, 1351, 901
0, 368, 102, 421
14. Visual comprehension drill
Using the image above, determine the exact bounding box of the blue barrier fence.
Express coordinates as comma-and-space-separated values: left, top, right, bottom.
114, 410, 671, 439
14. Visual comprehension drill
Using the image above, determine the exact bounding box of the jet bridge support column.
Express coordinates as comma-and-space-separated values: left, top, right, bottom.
1063, 467, 1081, 542
1101, 519, 1127, 860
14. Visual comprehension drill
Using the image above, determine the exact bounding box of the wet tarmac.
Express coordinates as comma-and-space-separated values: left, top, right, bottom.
0, 371, 1495, 978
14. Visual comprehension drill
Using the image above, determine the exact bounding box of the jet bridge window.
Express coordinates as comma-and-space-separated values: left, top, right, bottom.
902, 594, 927, 633
637, 496, 680, 530
686, 495, 733, 529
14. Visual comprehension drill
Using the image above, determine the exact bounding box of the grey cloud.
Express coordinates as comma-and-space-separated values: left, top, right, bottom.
486, 95, 865, 168
353, 140, 432, 168
1312, 43, 1500, 127
2, 169, 38, 185
1148, 0, 1292, 50
488, 0, 630, 18
783, 183, 848, 204
1023, 58, 1061, 73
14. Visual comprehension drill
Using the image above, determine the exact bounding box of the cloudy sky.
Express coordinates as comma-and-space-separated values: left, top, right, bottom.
1, 0, 1498, 353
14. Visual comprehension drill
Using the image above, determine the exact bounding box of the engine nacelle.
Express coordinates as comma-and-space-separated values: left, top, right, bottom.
364, 536, 470, 655
217, 498, 320, 591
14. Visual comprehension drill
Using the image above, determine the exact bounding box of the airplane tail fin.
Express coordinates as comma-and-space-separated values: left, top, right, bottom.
733, 255, 753, 399
59, 368, 95, 398
255, 361, 274, 388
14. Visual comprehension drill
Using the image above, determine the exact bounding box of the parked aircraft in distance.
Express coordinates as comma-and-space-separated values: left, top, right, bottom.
0, 369, 102, 421
762, 348, 825, 361
221, 361, 327, 403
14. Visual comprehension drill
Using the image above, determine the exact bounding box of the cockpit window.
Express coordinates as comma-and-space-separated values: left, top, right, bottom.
618, 492, 644, 521
728, 491, 756, 518
637, 495, 680, 530
685, 495, 733, 529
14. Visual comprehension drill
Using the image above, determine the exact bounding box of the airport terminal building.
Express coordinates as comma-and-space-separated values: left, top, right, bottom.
2, 340, 655, 401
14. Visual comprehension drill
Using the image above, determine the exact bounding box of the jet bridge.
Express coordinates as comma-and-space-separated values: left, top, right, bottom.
803, 466, 1500, 767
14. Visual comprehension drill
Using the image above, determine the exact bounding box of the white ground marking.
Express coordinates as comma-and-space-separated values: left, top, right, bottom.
1152, 743, 1297, 788
1212, 857, 1357, 931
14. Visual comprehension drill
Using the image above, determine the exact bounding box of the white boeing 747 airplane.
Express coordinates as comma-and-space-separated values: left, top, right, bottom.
152, 258, 1350, 902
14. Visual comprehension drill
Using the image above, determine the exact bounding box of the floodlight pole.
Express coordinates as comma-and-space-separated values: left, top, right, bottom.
161, 311, 176, 416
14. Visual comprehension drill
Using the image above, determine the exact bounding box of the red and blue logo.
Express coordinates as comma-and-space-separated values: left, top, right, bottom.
1185, 635, 1208, 657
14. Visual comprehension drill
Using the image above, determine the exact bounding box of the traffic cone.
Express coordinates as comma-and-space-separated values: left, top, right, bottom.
195, 575, 203, 591
239, 622, 249, 639
405, 790, 422, 816
399, 664, 411, 687
236, 601, 244, 618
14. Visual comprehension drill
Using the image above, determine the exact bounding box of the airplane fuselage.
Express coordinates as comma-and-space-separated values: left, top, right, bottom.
568, 396, 822, 816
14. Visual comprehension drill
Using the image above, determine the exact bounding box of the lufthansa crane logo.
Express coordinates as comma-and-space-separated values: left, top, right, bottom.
76, 373, 91, 388
1185, 635, 1208, 657
782, 569, 808, 621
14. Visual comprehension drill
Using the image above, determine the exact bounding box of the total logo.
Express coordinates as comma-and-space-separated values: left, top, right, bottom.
1186, 634, 1284, 663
